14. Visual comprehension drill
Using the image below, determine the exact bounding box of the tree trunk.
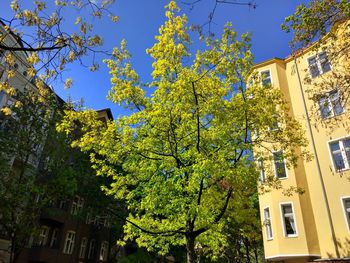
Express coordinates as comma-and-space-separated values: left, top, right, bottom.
10, 233, 15, 263
244, 239, 251, 263
253, 242, 258, 263
186, 235, 196, 263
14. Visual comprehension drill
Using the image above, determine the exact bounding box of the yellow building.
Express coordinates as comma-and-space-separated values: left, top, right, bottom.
254, 21, 350, 263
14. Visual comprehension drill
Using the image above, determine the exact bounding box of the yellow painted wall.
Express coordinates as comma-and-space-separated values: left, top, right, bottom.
254, 26, 350, 262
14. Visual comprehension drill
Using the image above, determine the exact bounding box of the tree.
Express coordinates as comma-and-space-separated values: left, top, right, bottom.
58, 2, 307, 262
0, 85, 90, 262
282, 0, 350, 130
0, 85, 53, 262
0, 0, 117, 86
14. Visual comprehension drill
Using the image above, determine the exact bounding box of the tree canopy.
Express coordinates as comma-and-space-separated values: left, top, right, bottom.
58, 1, 307, 262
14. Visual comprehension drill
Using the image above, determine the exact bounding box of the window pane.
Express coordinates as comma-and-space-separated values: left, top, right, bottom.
258, 159, 265, 182
79, 238, 87, 258
330, 142, 340, 152
282, 204, 296, 236
319, 98, 332, 118
344, 139, 350, 165
319, 52, 331, 73
50, 229, 59, 248
263, 208, 273, 239
330, 90, 343, 116
332, 152, 345, 170
308, 57, 320, 78
261, 70, 271, 86
343, 199, 350, 229
274, 151, 287, 178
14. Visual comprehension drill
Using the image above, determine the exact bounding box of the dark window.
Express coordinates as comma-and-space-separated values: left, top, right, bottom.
273, 151, 287, 179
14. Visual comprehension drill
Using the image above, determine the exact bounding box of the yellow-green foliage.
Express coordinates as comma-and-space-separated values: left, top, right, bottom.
58, 1, 308, 260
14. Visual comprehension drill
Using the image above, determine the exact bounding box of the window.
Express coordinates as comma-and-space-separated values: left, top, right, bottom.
263, 207, 273, 240
0, 91, 6, 108
308, 52, 331, 78
319, 89, 343, 119
273, 151, 287, 179
280, 203, 297, 237
258, 158, 265, 183
99, 241, 109, 261
58, 200, 67, 209
37, 226, 49, 246
342, 197, 350, 231
261, 70, 271, 86
88, 239, 96, 259
329, 137, 350, 171
268, 114, 279, 131
79, 238, 88, 259
63, 231, 76, 254
71, 196, 84, 215
50, 228, 59, 248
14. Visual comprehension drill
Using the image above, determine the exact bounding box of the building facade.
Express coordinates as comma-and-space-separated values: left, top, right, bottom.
254, 21, 350, 263
0, 21, 121, 263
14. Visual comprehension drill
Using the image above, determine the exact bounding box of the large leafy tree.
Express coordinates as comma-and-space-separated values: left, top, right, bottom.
59, 2, 307, 262
282, 0, 350, 129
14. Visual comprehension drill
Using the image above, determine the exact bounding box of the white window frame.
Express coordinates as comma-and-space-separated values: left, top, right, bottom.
307, 52, 332, 78
260, 69, 272, 86
318, 89, 344, 119
49, 228, 59, 248
263, 206, 273, 240
279, 202, 298, 238
272, 151, 288, 179
328, 136, 350, 172
88, 239, 96, 259
63, 231, 76, 254
71, 196, 84, 215
79, 237, 88, 259
341, 196, 350, 232
268, 114, 280, 131
99, 241, 109, 261
257, 158, 265, 183
37, 225, 49, 246
59, 200, 67, 209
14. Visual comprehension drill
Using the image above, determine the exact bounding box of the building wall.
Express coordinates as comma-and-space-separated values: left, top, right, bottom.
255, 22, 350, 262
0, 23, 118, 263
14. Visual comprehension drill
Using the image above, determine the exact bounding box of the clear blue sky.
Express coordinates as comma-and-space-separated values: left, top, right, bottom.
2, 0, 309, 117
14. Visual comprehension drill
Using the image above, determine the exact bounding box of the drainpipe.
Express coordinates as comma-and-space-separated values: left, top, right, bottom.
293, 55, 340, 258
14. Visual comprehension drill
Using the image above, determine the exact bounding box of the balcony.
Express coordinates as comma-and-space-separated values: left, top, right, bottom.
40, 207, 67, 224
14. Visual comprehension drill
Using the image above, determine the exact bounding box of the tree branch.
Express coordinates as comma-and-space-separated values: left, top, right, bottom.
107, 208, 186, 236
0, 43, 67, 52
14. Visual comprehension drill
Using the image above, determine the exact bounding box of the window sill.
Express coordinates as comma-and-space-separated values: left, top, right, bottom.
321, 111, 346, 120
334, 167, 350, 173
285, 234, 298, 238
276, 176, 288, 180
266, 237, 274, 241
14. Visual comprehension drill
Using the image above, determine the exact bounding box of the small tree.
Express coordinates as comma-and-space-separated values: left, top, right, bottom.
59, 2, 307, 262
0, 84, 85, 262
0, 84, 53, 262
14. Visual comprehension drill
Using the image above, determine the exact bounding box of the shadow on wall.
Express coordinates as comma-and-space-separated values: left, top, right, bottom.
325, 237, 350, 259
